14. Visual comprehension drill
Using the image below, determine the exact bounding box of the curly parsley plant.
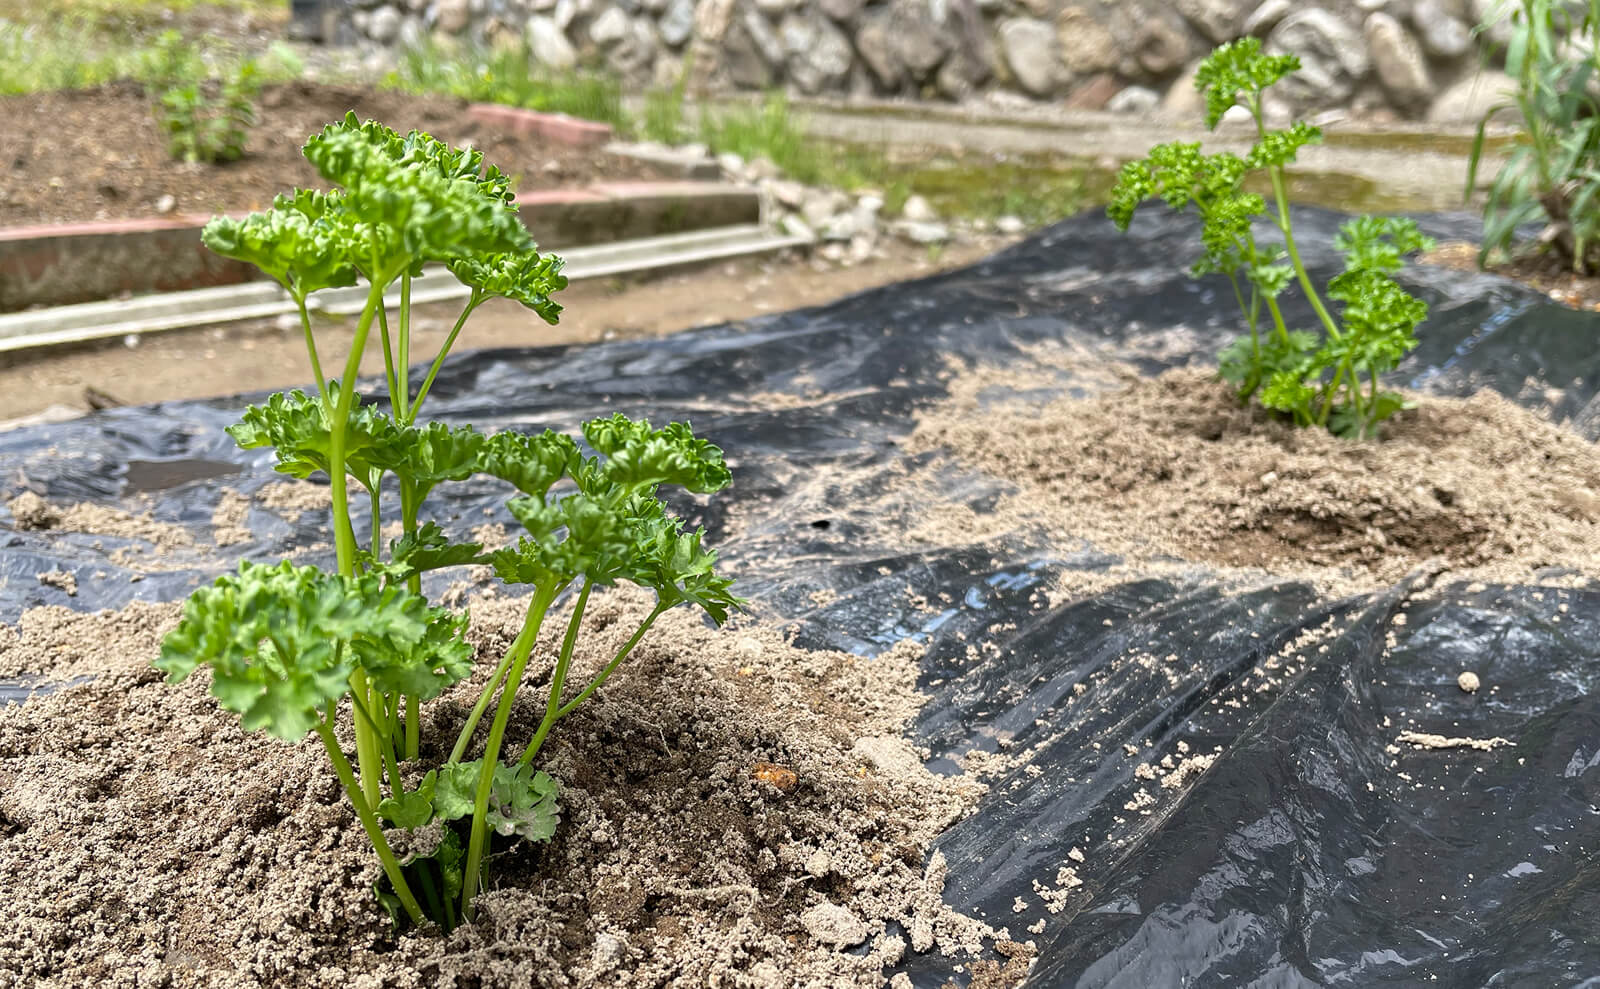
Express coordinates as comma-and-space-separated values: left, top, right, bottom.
1107, 39, 1435, 439
153, 113, 742, 930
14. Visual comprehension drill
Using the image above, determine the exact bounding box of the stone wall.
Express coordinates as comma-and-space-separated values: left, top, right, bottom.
331, 0, 1515, 122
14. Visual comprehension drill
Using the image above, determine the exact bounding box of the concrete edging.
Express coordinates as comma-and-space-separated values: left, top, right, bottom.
0, 104, 757, 311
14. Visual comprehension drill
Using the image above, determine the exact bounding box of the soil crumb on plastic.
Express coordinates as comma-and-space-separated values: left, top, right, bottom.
255, 479, 332, 522
5, 492, 193, 551
0, 587, 1006, 988
34, 569, 77, 597
911, 367, 1600, 588
211, 488, 253, 547
1394, 730, 1514, 751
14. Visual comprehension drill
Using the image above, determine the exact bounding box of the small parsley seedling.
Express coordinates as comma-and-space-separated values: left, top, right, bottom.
1108, 39, 1435, 439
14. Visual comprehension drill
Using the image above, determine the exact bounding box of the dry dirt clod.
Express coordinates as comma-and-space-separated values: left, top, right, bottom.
752, 760, 799, 792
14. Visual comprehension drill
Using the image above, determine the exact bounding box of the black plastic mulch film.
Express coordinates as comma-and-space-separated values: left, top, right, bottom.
4, 207, 1599, 987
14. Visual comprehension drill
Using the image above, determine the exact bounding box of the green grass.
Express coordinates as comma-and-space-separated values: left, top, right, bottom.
0, 17, 299, 96
385, 39, 628, 129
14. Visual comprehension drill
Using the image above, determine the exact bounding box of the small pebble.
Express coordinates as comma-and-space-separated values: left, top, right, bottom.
1458, 671, 1481, 693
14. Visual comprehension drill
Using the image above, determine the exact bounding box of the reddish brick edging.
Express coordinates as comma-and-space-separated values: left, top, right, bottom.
0, 175, 758, 311
466, 104, 612, 149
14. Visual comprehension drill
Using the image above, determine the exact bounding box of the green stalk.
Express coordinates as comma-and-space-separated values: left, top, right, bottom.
461, 583, 577, 920
396, 272, 412, 419
1264, 295, 1291, 345
378, 306, 400, 412
450, 646, 522, 764
316, 716, 424, 926
1251, 105, 1341, 342
399, 478, 422, 762
1317, 361, 1350, 426
517, 603, 668, 769
368, 486, 383, 559
331, 276, 393, 807
294, 292, 329, 406
408, 293, 483, 424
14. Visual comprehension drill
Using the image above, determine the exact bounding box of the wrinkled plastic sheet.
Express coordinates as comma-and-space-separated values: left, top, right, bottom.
4, 206, 1599, 987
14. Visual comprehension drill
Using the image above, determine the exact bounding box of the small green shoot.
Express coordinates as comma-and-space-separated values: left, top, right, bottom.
1108, 39, 1435, 439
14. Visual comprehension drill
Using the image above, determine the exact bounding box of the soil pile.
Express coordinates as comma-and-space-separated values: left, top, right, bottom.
0, 587, 1004, 988
912, 367, 1600, 587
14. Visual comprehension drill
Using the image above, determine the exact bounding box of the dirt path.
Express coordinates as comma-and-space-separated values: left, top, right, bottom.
0, 239, 1002, 422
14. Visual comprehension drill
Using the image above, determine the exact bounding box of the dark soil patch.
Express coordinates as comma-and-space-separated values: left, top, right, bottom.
0, 80, 667, 227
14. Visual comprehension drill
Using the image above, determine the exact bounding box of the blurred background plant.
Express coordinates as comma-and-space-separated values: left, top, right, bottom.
1467, 0, 1600, 272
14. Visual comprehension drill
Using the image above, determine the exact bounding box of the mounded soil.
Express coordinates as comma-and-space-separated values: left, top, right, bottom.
912, 366, 1600, 591
0, 586, 1006, 988
0, 81, 665, 227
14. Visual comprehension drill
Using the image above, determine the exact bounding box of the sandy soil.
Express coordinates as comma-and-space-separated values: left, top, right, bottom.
0, 585, 1013, 988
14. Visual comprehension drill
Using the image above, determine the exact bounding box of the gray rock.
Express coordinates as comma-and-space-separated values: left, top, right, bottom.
781, 213, 816, 240
782, 11, 853, 92
1242, 0, 1290, 36
717, 150, 746, 174
1107, 84, 1161, 113
741, 7, 787, 67
526, 14, 578, 67
895, 219, 950, 244
590, 6, 629, 43
1365, 11, 1431, 110
1267, 8, 1371, 107
592, 933, 626, 969
801, 188, 849, 227
434, 0, 472, 33
609, 16, 658, 77
658, 0, 694, 45
398, 13, 426, 47
820, 211, 860, 241
368, 4, 403, 41
818, 0, 863, 22
1176, 0, 1252, 44
889, 0, 950, 81
553, 0, 577, 29
855, 13, 902, 89
724, 19, 776, 86
1427, 68, 1519, 122
995, 214, 1025, 234
936, 47, 990, 101
1056, 4, 1117, 75
1000, 17, 1058, 97
528, 0, 557, 10
754, 0, 793, 13
640, 0, 668, 11
154, 194, 177, 214
1132, 9, 1197, 76
767, 178, 807, 208
1162, 56, 1206, 118
1410, 0, 1472, 58
694, 0, 737, 41
901, 193, 938, 222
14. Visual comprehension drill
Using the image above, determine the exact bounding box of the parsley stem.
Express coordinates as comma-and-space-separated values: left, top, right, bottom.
518, 604, 669, 769
378, 306, 400, 413
331, 277, 391, 807
316, 715, 424, 927
409, 293, 483, 425
461, 586, 559, 920
517, 581, 592, 770
396, 272, 412, 420
1252, 105, 1340, 343
449, 641, 519, 764
294, 293, 328, 407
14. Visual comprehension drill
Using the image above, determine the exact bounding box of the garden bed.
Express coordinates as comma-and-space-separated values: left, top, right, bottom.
0, 81, 663, 227
0, 581, 1000, 988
